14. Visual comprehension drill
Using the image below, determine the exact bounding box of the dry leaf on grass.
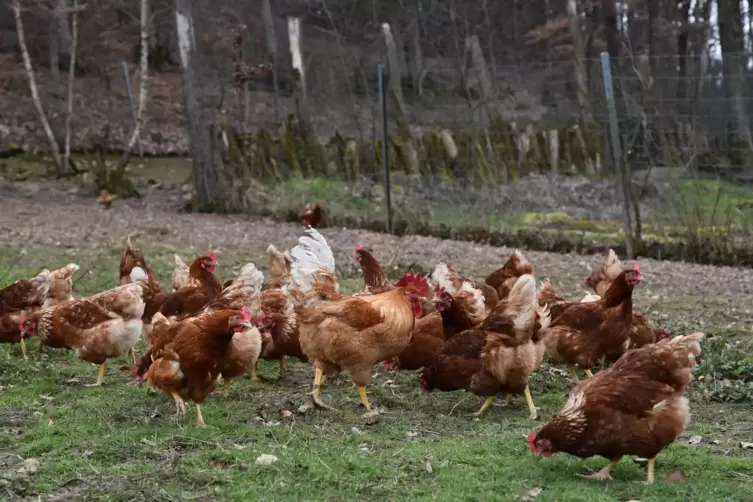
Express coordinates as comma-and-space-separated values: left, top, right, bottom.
255, 454, 278, 466
519, 487, 542, 501
688, 435, 703, 445
18, 458, 39, 475
740, 442, 753, 449
423, 458, 433, 474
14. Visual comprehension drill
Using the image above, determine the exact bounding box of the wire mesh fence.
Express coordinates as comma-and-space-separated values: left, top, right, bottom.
3, 0, 753, 264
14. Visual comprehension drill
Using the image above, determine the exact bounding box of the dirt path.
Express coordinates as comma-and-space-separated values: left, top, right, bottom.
1, 179, 752, 301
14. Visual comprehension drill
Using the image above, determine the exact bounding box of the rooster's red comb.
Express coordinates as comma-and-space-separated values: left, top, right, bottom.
354, 244, 364, 253
241, 306, 252, 321
207, 250, 217, 262
395, 270, 431, 296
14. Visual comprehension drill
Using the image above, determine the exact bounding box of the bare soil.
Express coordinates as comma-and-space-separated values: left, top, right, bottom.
2, 177, 752, 305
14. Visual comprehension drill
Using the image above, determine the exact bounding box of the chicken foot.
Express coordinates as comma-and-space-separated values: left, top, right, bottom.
579, 456, 622, 481
128, 349, 137, 367
85, 363, 106, 387
568, 365, 580, 382
584, 369, 594, 378
250, 362, 259, 382
310, 367, 333, 410
19, 338, 28, 361
171, 392, 187, 419
524, 386, 537, 420
357, 386, 371, 411
645, 457, 655, 484
195, 403, 207, 427
278, 358, 287, 378
471, 396, 494, 417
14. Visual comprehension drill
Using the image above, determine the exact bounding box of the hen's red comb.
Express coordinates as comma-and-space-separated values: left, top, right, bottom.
207, 250, 217, 262
354, 244, 364, 253
241, 306, 252, 321
527, 432, 537, 450
633, 263, 640, 272
436, 287, 446, 296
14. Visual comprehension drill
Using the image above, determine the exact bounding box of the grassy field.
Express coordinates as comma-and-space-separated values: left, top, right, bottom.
2, 242, 753, 501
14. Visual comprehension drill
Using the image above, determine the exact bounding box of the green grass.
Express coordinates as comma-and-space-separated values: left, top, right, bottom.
2, 241, 753, 500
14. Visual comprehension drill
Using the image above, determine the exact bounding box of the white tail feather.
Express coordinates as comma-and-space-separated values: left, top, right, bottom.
505, 274, 537, 332
172, 254, 190, 291
288, 228, 336, 293
431, 263, 455, 293
225, 263, 264, 296
458, 281, 485, 316
580, 293, 601, 303
130, 266, 148, 284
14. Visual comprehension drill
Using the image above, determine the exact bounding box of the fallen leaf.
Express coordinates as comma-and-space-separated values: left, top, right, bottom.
406, 431, 419, 438
711, 440, 720, 445
20, 458, 39, 475
278, 410, 293, 419
255, 454, 278, 466
351, 427, 362, 435
140, 438, 156, 447
232, 444, 247, 450
740, 442, 753, 449
423, 457, 433, 474
297, 404, 312, 414
46, 418, 53, 427
38, 395, 54, 402
664, 468, 686, 483
519, 487, 542, 501
688, 435, 703, 445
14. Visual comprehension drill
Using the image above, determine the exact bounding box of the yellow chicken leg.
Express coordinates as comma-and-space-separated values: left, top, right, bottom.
250, 361, 259, 381
524, 386, 537, 420
646, 457, 655, 484
568, 365, 580, 382
503, 394, 512, 406
310, 367, 332, 409
600, 355, 607, 368
579, 456, 622, 481
195, 403, 206, 427
19, 338, 28, 361
584, 368, 594, 378
221, 378, 231, 396
278, 358, 287, 378
85, 363, 106, 387
471, 396, 494, 417
357, 386, 371, 411
128, 349, 137, 367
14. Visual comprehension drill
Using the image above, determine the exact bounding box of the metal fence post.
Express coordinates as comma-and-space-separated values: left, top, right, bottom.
377, 63, 393, 234
600, 52, 635, 259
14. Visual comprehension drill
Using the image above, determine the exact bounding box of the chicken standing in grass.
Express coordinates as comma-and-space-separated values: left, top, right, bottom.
529, 332, 705, 483
287, 228, 430, 411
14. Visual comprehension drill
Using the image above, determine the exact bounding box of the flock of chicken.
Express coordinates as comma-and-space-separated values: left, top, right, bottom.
1, 229, 704, 483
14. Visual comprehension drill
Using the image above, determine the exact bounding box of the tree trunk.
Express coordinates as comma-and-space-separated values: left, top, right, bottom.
175, 0, 220, 209
382, 22, 410, 123
717, 0, 753, 164
675, 0, 692, 105
113, 0, 150, 188
601, 0, 620, 61
567, 0, 591, 121
55, 0, 72, 69
406, 0, 423, 97
261, 0, 280, 121
62, 0, 79, 175
13, 0, 63, 173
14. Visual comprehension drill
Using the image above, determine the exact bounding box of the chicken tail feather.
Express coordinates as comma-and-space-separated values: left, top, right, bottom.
288, 228, 336, 294
225, 263, 264, 296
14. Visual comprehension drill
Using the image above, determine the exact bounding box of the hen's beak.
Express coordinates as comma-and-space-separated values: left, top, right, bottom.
240, 321, 253, 329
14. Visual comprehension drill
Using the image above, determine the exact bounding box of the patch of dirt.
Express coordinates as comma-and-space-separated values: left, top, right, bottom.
1, 178, 752, 303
